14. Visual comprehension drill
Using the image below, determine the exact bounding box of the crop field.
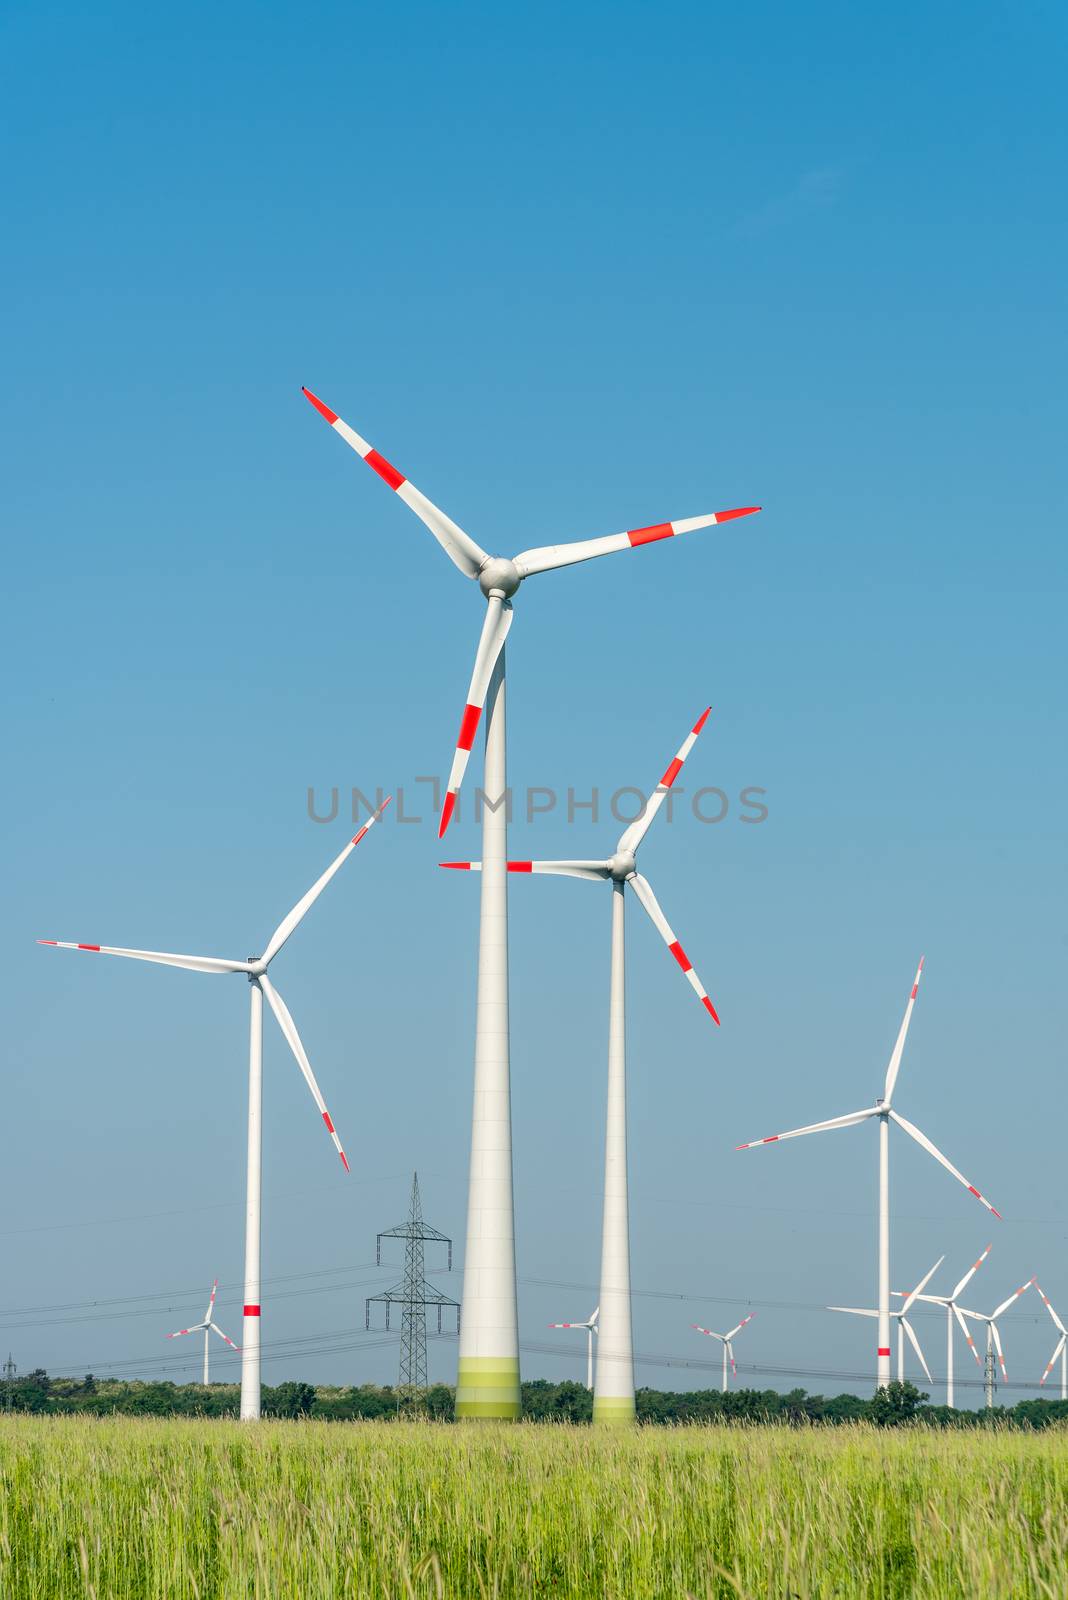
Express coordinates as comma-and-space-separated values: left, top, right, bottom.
1, 1416, 1066, 1599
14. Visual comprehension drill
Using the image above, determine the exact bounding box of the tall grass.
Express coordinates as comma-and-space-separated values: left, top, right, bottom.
1, 1416, 1066, 1597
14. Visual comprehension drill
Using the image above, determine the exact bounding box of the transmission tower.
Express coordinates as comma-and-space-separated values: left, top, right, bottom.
366, 1173, 459, 1408
2, 1353, 15, 1411
985, 1344, 997, 1410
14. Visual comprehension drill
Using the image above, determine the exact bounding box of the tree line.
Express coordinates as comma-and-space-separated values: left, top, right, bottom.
3, 1370, 1068, 1426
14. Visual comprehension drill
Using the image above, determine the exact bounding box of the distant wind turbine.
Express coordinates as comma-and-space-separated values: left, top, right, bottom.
736, 960, 1000, 1391
38, 803, 389, 1420
692, 1313, 755, 1392
548, 1307, 599, 1390
167, 1278, 239, 1385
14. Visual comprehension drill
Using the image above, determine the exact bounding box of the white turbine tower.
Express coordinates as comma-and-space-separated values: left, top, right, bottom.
442, 708, 719, 1423
913, 1277, 1033, 1408
38, 802, 389, 1421
1034, 1281, 1067, 1400
167, 1278, 239, 1385
829, 1255, 943, 1385
692, 1313, 755, 1392
304, 386, 759, 1420
548, 1307, 599, 1390
735, 960, 1001, 1391
891, 1242, 991, 1407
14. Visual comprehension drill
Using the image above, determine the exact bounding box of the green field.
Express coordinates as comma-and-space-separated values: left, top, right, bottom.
2, 1416, 1066, 1598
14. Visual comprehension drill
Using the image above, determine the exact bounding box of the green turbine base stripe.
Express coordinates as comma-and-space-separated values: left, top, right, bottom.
455, 1357, 521, 1420
593, 1395, 636, 1424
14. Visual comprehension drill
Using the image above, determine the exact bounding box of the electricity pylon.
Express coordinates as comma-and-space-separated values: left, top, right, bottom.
366, 1173, 459, 1408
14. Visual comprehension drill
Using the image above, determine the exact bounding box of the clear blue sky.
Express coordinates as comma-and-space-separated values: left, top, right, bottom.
3, 0, 1065, 1405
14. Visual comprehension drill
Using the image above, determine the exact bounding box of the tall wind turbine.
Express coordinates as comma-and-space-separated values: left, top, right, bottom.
549, 1307, 599, 1390
735, 960, 1001, 1390
919, 1277, 1033, 1409
166, 1278, 239, 1385
442, 708, 719, 1423
691, 1313, 755, 1392
1034, 1281, 1067, 1400
892, 1242, 991, 1407
304, 386, 759, 1420
829, 1255, 942, 1385
38, 803, 389, 1420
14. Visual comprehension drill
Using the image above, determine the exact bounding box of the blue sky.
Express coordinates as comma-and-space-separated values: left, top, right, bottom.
2, 0, 1066, 1404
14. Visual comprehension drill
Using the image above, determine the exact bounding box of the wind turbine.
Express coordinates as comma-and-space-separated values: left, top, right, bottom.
1034, 1281, 1067, 1400
304, 386, 759, 1420
442, 708, 719, 1423
548, 1307, 599, 1390
735, 959, 1001, 1390
167, 1278, 239, 1384
692, 1313, 755, 1392
891, 1243, 991, 1408
38, 802, 389, 1420
925, 1277, 1033, 1408
829, 1255, 943, 1386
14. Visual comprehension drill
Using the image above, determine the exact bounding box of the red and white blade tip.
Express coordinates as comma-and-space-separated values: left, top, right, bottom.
352, 794, 392, 845
37, 940, 100, 951
302, 386, 338, 425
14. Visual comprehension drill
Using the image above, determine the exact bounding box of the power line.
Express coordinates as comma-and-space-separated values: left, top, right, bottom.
3, 1259, 1054, 1333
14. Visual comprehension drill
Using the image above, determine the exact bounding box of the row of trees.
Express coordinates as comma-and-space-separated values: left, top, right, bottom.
4, 1370, 1068, 1426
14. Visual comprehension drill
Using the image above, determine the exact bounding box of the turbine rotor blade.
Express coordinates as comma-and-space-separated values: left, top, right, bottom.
725, 1314, 754, 1341
1041, 1334, 1067, 1385
952, 1303, 984, 1367
951, 1243, 992, 1303
617, 707, 711, 855
1034, 1281, 1067, 1337
513, 507, 761, 578
900, 1316, 933, 1383
439, 596, 513, 837
883, 956, 925, 1103
901, 1255, 945, 1315
302, 389, 489, 578
828, 1307, 879, 1317
165, 1325, 203, 1339
629, 871, 719, 1024
204, 1278, 218, 1323
990, 1318, 1007, 1379
439, 859, 610, 881
888, 1110, 1002, 1217
209, 1323, 240, 1351
259, 975, 349, 1171
736, 1106, 878, 1150
261, 798, 391, 967
37, 942, 250, 975
991, 1279, 1033, 1321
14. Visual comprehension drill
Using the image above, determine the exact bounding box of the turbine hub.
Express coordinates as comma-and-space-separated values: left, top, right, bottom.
608, 850, 637, 882
478, 557, 521, 598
